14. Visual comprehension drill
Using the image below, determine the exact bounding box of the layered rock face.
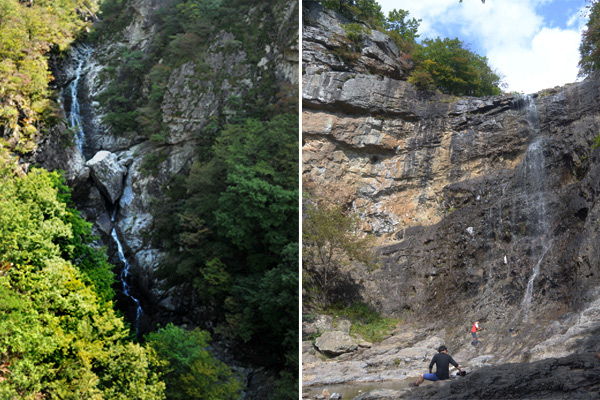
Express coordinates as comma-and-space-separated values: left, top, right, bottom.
303, 1, 600, 374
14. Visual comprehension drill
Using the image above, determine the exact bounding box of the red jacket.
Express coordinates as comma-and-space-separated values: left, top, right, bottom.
471, 322, 479, 333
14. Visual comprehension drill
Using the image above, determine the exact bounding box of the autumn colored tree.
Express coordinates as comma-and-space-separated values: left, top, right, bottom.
409, 37, 503, 96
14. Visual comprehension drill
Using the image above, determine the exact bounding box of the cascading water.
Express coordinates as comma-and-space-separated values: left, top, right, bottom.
111, 211, 143, 330
64, 45, 144, 331
515, 95, 552, 319
65, 45, 93, 152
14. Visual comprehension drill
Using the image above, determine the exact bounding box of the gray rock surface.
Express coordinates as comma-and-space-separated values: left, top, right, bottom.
303, 3, 600, 399
85, 151, 126, 204
315, 331, 359, 356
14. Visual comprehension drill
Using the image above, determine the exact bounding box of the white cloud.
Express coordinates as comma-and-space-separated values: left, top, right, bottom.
376, 0, 586, 93
488, 27, 581, 93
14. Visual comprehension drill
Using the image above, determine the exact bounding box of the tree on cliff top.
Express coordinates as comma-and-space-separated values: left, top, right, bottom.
317, 0, 504, 96
319, 0, 385, 25
579, 0, 600, 77
409, 37, 504, 96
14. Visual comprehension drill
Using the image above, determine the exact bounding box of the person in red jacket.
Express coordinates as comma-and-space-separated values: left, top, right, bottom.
410, 345, 464, 386
471, 320, 481, 346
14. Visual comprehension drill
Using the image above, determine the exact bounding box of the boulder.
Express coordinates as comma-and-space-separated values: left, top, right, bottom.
85, 151, 127, 204
315, 331, 358, 356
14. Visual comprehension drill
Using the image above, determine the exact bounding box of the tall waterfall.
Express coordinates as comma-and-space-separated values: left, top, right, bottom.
517, 95, 552, 319
64, 45, 144, 331
65, 45, 93, 152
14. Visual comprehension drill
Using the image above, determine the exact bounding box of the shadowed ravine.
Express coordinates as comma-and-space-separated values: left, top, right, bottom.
63, 44, 145, 332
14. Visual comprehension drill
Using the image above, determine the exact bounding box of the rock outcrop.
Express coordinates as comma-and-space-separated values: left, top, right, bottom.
36, 2, 298, 397
38, 0, 299, 331
303, 2, 600, 398
85, 151, 127, 204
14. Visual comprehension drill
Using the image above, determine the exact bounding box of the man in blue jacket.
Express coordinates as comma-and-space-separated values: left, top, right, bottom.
411, 345, 464, 386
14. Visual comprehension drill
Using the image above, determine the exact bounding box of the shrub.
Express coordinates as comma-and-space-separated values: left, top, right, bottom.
146, 324, 243, 400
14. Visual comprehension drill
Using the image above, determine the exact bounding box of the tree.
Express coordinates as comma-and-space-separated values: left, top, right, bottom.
0, 155, 165, 398
385, 8, 420, 43
319, 0, 385, 26
302, 200, 379, 307
408, 37, 503, 96
579, 0, 600, 77
146, 324, 242, 400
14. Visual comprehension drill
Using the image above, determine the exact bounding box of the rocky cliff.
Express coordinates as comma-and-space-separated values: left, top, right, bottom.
37, 0, 298, 328
303, 2, 600, 397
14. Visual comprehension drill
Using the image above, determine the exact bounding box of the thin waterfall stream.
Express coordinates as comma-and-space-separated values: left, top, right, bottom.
516, 95, 552, 320
64, 45, 144, 331
111, 211, 143, 330
66, 45, 93, 152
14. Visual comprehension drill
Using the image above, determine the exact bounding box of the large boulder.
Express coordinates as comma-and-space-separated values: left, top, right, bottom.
315, 331, 359, 356
85, 150, 126, 204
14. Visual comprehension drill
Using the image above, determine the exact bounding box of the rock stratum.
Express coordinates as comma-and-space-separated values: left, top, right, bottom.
302, 3, 600, 398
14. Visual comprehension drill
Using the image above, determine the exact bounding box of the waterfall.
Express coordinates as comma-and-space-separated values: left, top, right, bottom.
516, 95, 552, 319
65, 45, 93, 152
111, 211, 144, 330
64, 45, 144, 331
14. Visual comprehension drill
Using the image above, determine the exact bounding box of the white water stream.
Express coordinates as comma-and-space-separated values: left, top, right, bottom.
518, 96, 552, 320
66, 45, 93, 152
111, 211, 143, 330
65, 45, 144, 330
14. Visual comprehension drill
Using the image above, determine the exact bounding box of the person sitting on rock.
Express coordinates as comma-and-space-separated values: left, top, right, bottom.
410, 345, 464, 386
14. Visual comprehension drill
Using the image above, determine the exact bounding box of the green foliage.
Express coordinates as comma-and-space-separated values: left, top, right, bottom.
325, 302, 402, 343
344, 22, 368, 44
0, 152, 165, 398
147, 324, 242, 400
592, 132, 600, 148
579, 0, 600, 77
0, 0, 98, 154
408, 37, 503, 96
302, 200, 379, 307
385, 8, 420, 43
318, 0, 502, 96
152, 112, 298, 398
320, 0, 385, 26
93, 1, 299, 396
93, 0, 295, 149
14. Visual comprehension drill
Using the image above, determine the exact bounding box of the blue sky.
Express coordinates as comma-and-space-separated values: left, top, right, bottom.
377, 0, 589, 93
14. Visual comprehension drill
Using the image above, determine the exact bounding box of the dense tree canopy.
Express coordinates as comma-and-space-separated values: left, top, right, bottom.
0, 151, 165, 398
152, 113, 299, 398
0, 0, 98, 154
409, 37, 503, 96
92, 1, 299, 397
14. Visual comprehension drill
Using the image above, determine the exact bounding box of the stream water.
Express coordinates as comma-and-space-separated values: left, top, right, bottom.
64, 44, 144, 331
111, 211, 143, 330
516, 96, 552, 320
304, 380, 413, 399
65, 45, 93, 153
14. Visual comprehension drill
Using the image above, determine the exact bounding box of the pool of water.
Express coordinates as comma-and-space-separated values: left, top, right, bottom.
302, 379, 413, 399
